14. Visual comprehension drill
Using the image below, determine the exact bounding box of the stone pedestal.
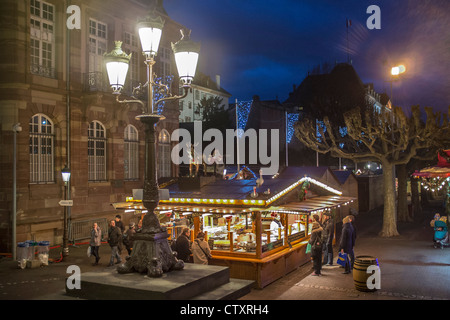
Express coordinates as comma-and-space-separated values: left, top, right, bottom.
117, 229, 183, 277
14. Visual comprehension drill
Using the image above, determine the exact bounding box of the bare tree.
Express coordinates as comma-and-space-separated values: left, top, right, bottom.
295, 105, 449, 237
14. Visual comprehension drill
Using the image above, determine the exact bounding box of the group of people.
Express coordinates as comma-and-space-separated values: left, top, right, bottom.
309, 213, 356, 276
89, 215, 136, 266
171, 227, 212, 265
89, 218, 212, 266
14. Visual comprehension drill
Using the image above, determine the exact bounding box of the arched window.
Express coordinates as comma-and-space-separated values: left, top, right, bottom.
29, 114, 54, 183
158, 129, 171, 178
124, 125, 139, 180
88, 121, 106, 181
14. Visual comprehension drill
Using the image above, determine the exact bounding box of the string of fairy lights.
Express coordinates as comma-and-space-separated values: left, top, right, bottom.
236, 100, 252, 137
286, 113, 300, 143
420, 176, 450, 192
154, 75, 174, 115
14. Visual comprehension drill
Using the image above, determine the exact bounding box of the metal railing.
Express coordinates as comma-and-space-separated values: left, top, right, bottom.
69, 218, 108, 243
30, 63, 56, 79
83, 72, 110, 92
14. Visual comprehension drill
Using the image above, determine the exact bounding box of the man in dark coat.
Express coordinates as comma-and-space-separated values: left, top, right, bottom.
174, 228, 191, 263
321, 213, 334, 265
339, 215, 355, 274
107, 220, 122, 266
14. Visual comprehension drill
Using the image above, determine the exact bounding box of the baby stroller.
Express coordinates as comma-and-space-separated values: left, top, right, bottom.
433, 220, 449, 249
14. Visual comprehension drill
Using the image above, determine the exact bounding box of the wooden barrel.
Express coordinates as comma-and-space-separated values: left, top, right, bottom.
353, 256, 379, 292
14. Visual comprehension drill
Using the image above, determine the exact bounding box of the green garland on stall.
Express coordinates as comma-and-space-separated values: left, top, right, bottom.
298, 180, 311, 201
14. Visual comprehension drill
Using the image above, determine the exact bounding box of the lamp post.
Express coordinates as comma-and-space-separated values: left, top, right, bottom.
61, 164, 71, 259
104, 11, 200, 277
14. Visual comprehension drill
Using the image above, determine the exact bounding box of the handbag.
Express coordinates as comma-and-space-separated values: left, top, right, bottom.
195, 240, 212, 260
87, 246, 91, 258
305, 243, 312, 254
337, 252, 348, 267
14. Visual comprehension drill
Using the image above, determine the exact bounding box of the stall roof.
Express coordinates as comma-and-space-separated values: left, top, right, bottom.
113, 195, 355, 215
270, 196, 356, 214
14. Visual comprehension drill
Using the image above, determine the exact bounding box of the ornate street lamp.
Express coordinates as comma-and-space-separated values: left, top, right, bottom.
104, 11, 200, 277
61, 165, 71, 259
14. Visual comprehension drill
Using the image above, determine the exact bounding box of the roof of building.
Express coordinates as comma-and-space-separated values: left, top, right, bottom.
192, 72, 232, 97
284, 63, 372, 121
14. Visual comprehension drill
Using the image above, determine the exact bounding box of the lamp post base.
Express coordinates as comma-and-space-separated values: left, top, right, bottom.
117, 112, 184, 277
117, 227, 184, 277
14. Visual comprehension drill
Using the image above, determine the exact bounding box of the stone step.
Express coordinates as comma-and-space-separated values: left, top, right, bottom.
191, 278, 255, 300
65, 264, 232, 300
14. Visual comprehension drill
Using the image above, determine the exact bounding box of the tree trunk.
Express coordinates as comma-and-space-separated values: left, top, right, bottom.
410, 177, 422, 219
397, 164, 412, 222
379, 161, 400, 237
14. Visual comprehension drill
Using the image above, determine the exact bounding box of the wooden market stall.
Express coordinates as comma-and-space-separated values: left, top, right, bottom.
113, 167, 356, 288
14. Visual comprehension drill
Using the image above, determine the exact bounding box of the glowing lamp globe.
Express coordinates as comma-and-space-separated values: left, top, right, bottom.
137, 13, 165, 60
104, 41, 132, 94
61, 165, 71, 183
171, 29, 201, 86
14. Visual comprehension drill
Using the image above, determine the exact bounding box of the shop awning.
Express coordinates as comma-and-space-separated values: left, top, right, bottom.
258, 195, 356, 214
112, 195, 355, 215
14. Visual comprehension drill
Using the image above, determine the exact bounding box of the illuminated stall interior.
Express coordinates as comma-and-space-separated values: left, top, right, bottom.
113, 167, 357, 288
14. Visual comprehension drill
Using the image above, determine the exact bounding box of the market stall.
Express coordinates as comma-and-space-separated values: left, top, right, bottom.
113, 167, 357, 288
412, 150, 450, 217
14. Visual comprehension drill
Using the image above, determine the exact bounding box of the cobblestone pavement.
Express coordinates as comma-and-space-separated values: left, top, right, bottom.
1, 202, 449, 301
240, 201, 450, 300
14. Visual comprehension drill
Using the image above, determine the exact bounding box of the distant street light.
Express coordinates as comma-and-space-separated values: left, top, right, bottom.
61, 164, 71, 259
104, 10, 200, 277
391, 64, 406, 76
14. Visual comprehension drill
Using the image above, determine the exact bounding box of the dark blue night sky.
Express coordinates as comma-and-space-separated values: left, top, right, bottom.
164, 0, 450, 114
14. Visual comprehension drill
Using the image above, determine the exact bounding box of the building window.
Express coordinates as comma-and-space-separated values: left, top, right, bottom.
158, 129, 171, 178
30, 0, 55, 78
88, 121, 107, 181
88, 19, 107, 73
124, 125, 139, 180
29, 114, 54, 183
123, 30, 140, 93
155, 46, 172, 80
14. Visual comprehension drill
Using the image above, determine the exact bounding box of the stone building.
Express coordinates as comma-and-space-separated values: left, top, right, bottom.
178, 72, 231, 123
0, 0, 192, 252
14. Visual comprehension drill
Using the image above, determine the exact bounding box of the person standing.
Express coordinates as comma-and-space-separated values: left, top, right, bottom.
339, 215, 355, 274
115, 215, 125, 254
174, 227, 192, 263
90, 222, 102, 266
123, 222, 136, 256
309, 222, 323, 276
107, 220, 122, 267
192, 232, 212, 265
321, 213, 334, 266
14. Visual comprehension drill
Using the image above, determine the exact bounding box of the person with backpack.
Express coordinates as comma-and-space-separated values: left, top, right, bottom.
192, 232, 212, 265
309, 221, 323, 276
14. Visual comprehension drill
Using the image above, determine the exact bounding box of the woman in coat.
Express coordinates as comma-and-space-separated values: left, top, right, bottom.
309, 222, 323, 276
192, 232, 212, 265
321, 213, 334, 266
90, 222, 102, 265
